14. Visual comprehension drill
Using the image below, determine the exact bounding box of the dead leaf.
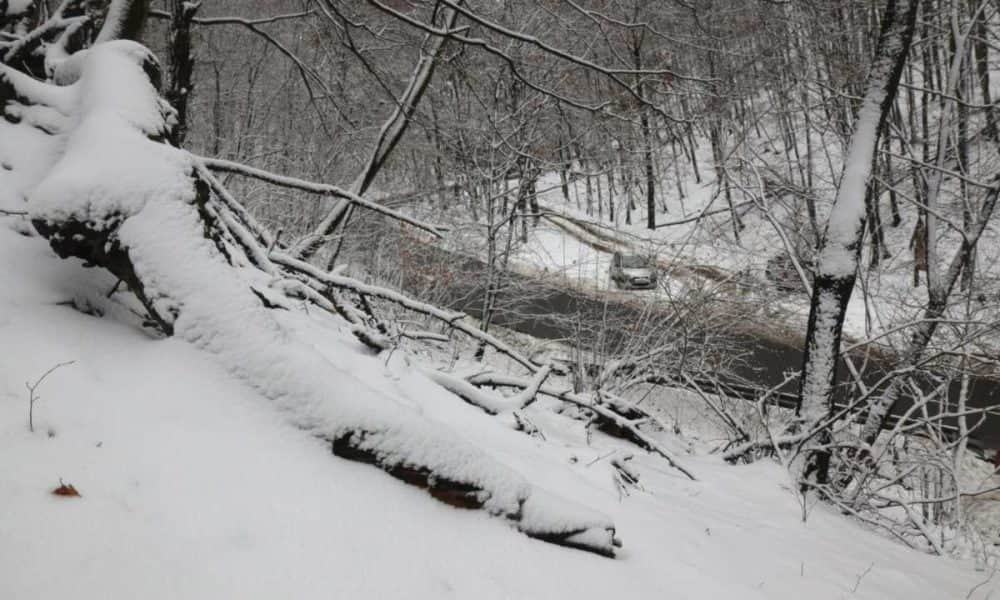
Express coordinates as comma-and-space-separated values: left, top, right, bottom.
51, 479, 81, 498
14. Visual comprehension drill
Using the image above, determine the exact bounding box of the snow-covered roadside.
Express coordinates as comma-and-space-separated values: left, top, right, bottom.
1, 220, 996, 599
511, 218, 615, 291
511, 170, 999, 350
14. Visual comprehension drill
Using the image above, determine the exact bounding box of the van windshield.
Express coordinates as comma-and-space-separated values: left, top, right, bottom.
621, 256, 649, 268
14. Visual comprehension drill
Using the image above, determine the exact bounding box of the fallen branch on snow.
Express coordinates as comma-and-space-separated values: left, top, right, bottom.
425, 365, 552, 415
464, 372, 697, 481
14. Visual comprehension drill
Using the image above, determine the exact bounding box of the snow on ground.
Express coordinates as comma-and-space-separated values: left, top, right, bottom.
2, 212, 998, 598
505, 206, 677, 301
512, 219, 613, 290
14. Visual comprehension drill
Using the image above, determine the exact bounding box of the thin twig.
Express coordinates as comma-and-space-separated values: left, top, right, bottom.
26, 361, 75, 432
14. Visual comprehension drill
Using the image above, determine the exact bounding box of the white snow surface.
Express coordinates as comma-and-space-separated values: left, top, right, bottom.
1, 166, 996, 600
0, 219, 991, 600
1, 227, 995, 599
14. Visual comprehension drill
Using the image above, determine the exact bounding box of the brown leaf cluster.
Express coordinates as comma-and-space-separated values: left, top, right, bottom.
51, 480, 81, 498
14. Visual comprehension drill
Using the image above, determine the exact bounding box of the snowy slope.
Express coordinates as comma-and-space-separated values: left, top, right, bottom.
0, 214, 996, 599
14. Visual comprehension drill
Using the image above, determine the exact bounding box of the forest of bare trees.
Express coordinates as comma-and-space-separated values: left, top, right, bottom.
4, 0, 1000, 568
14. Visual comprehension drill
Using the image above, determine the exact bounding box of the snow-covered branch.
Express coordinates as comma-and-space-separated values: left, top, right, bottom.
198, 156, 448, 239
270, 251, 538, 372
427, 365, 552, 415
1, 1, 84, 66
298, 1, 459, 260
466, 372, 697, 481
94, 0, 149, 44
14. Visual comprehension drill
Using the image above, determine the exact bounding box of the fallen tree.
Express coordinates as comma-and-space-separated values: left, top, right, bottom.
2, 1, 623, 557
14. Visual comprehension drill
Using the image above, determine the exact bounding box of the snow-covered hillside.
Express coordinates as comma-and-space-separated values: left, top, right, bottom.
1, 199, 996, 599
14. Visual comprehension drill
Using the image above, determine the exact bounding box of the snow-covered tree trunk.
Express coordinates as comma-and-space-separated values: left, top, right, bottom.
796, 0, 918, 488
95, 0, 149, 44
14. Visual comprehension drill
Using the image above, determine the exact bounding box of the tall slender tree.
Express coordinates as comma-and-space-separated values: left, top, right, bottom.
796, 0, 919, 489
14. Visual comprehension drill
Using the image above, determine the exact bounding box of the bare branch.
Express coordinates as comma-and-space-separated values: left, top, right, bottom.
198, 156, 448, 238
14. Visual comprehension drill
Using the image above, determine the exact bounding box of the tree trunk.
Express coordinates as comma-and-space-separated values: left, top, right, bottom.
165, 0, 197, 147
643, 109, 656, 230
797, 0, 918, 489
630, 33, 656, 229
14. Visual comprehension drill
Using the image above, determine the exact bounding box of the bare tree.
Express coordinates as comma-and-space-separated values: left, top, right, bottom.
796, 0, 919, 489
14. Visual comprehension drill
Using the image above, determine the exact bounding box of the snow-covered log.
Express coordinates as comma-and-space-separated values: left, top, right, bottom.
19, 39, 619, 558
